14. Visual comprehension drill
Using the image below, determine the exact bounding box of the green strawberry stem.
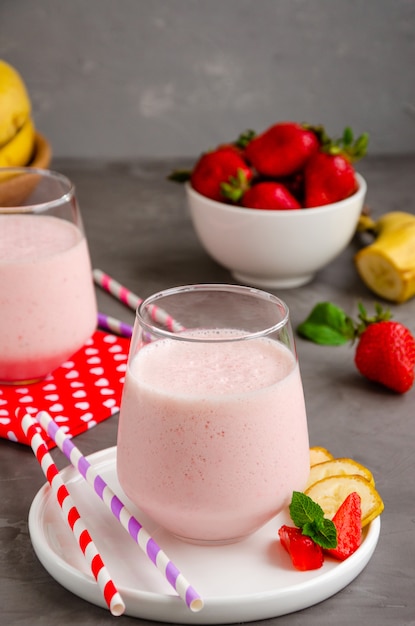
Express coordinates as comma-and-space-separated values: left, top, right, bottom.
326, 126, 369, 162
220, 168, 251, 203
235, 129, 256, 149
355, 302, 392, 336
305, 124, 369, 163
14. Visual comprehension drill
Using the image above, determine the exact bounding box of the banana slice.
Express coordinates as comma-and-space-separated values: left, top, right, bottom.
305, 457, 374, 490
309, 446, 334, 467
305, 474, 384, 527
0, 117, 35, 168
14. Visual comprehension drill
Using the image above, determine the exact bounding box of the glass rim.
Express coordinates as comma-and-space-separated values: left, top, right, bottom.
0, 166, 75, 214
136, 283, 290, 342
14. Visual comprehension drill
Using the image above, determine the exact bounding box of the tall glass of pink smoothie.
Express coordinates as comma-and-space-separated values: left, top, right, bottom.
117, 284, 309, 545
0, 167, 97, 384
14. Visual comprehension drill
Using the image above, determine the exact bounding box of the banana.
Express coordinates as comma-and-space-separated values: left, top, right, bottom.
0, 59, 32, 147
0, 116, 35, 167
355, 211, 415, 303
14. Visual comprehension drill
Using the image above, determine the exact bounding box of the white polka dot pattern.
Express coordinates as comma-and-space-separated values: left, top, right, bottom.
0, 331, 130, 448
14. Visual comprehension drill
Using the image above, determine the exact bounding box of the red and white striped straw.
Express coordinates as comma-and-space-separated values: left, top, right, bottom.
21, 413, 125, 617
93, 268, 183, 332
37, 411, 204, 613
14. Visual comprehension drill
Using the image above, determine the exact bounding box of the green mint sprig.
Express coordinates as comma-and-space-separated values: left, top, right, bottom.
297, 302, 355, 345
297, 301, 392, 346
289, 491, 337, 549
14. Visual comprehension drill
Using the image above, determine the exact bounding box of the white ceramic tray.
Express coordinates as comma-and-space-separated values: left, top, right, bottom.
28, 446, 380, 624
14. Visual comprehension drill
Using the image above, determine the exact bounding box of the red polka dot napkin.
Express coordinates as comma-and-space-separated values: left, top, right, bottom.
0, 330, 130, 449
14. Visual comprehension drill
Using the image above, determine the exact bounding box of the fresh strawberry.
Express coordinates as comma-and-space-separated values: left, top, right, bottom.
355, 318, 415, 394
298, 301, 415, 393
325, 492, 362, 561
245, 122, 320, 178
304, 152, 357, 207
304, 127, 368, 207
278, 525, 324, 571
189, 146, 253, 202
241, 181, 301, 210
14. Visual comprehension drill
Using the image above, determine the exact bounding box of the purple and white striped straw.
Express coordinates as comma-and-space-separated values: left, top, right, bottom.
36, 411, 203, 613
97, 312, 133, 338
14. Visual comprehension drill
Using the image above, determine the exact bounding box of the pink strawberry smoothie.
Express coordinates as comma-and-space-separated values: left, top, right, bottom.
0, 214, 97, 383
117, 329, 310, 544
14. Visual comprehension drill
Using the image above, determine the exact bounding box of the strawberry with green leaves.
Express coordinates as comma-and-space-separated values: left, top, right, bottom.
189, 146, 254, 202
169, 131, 256, 203
354, 316, 415, 394
245, 121, 320, 178
297, 302, 415, 393
304, 127, 368, 207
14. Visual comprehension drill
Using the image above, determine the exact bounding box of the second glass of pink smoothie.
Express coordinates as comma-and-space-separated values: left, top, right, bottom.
0, 167, 97, 384
117, 284, 310, 545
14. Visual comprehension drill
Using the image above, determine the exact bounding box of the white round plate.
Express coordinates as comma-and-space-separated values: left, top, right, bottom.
28, 446, 380, 624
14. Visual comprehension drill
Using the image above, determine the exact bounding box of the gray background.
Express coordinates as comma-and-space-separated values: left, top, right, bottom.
1, 0, 414, 160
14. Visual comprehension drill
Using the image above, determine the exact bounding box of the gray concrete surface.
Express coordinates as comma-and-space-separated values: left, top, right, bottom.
1, 154, 414, 625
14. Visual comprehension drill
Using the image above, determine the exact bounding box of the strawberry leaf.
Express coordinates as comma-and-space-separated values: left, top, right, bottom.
235, 129, 256, 149
220, 168, 250, 203
344, 126, 355, 145
297, 302, 355, 345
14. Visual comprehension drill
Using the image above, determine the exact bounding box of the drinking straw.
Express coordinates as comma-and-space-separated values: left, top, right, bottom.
21, 413, 125, 617
93, 268, 142, 311
93, 268, 183, 332
37, 410, 204, 613
97, 312, 133, 338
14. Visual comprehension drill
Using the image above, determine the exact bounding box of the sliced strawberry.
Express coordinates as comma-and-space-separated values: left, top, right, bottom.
278, 525, 324, 571
190, 146, 253, 202
245, 122, 320, 178
241, 181, 301, 210
325, 492, 362, 561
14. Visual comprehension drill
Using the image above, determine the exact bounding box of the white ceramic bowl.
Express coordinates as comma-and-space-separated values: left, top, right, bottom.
186, 173, 367, 288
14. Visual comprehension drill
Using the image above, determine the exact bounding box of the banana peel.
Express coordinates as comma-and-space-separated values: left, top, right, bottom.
355, 211, 415, 303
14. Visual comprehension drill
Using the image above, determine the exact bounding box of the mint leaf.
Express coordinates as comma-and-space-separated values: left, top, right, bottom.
289, 491, 325, 527
289, 491, 337, 549
302, 518, 337, 549
297, 302, 355, 345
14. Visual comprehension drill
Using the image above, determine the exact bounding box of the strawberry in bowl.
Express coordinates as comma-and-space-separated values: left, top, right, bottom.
170, 122, 368, 288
